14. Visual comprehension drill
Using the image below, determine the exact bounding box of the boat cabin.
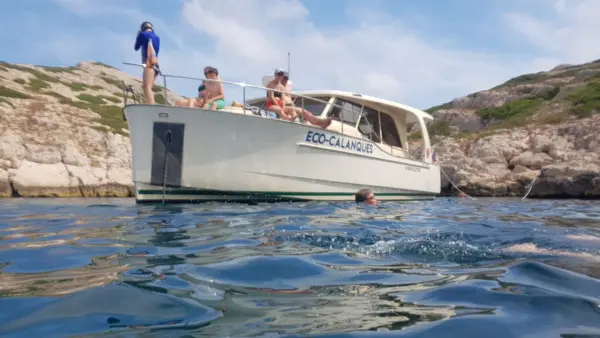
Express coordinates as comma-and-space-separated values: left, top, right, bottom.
243, 90, 434, 163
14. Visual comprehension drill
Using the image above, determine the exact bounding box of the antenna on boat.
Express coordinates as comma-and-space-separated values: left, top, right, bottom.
287, 52, 291, 77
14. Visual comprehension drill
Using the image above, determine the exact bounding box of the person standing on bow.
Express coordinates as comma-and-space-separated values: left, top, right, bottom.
134, 21, 161, 104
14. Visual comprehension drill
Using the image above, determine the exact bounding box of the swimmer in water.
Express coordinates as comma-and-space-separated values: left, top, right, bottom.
355, 189, 377, 206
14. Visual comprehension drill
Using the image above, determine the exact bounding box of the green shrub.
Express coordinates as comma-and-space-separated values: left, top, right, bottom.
154, 93, 167, 104
0, 63, 59, 83
44, 91, 69, 101
101, 76, 125, 89
59, 97, 127, 134
476, 98, 541, 120
42, 66, 76, 73
565, 81, 600, 118
67, 82, 89, 91
0, 85, 32, 99
503, 72, 546, 86
77, 93, 105, 105
425, 102, 452, 114
13, 78, 26, 85
428, 120, 451, 137
100, 95, 121, 103
27, 78, 50, 91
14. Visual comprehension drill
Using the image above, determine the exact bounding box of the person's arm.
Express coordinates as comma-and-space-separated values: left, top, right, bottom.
134, 31, 143, 51
267, 83, 276, 102
154, 34, 160, 55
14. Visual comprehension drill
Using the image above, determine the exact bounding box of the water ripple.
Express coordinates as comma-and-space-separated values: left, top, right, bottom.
0, 197, 600, 337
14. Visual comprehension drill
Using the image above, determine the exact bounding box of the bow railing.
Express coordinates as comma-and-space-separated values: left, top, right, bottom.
121, 62, 419, 162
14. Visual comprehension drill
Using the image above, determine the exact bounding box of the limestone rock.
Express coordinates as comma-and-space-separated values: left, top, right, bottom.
429, 114, 600, 198
433, 109, 483, 132
0, 169, 11, 197
0, 61, 171, 198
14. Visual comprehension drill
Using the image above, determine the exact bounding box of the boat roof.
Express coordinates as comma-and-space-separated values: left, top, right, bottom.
291, 90, 434, 121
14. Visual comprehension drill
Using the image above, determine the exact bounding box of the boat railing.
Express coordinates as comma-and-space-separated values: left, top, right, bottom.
121, 62, 421, 162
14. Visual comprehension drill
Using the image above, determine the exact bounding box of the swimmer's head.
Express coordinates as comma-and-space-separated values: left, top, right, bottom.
354, 189, 376, 206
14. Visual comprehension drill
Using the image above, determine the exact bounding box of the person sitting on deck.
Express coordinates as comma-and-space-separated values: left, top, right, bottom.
202, 66, 225, 110
175, 82, 206, 108
134, 21, 160, 104
280, 74, 332, 129
265, 69, 297, 121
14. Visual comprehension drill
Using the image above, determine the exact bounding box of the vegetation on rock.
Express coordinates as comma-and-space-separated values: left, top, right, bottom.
420, 59, 600, 140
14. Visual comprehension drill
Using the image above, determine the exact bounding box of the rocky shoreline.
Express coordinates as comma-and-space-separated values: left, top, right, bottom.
434, 113, 600, 199
1, 60, 599, 199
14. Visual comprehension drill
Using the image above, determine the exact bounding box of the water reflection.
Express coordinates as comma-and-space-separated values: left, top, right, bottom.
0, 198, 599, 337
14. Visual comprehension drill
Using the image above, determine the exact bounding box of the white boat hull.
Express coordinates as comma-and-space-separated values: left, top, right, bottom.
125, 105, 441, 203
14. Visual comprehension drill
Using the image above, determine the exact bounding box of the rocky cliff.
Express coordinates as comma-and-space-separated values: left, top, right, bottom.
417, 59, 600, 198
0, 61, 182, 197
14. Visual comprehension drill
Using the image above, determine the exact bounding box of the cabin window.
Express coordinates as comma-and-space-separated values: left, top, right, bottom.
293, 96, 330, 116
328, 98, 363, 127
357, 106, 382, 142
380, 112, 402, 148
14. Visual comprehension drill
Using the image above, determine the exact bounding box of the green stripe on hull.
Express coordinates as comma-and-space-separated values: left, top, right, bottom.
137, 188, 436, 197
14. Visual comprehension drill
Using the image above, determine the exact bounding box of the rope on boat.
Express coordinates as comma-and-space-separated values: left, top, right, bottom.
521, 170, 541, 200
439, 165, 476, 200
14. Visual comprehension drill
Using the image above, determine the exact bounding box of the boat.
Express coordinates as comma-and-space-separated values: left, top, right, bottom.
122, 64, 441, 203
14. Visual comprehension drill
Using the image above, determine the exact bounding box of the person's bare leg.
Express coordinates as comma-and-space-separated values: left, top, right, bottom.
142, 67, 155, 104
187, 98, 196, 108
298, 108, 332, 128
194, 98, 205, 108
284, 107, 298, 121
269, 105, 294, 121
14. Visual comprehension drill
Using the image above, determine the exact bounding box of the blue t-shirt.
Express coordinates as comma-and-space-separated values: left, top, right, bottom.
134, 30, 160, 64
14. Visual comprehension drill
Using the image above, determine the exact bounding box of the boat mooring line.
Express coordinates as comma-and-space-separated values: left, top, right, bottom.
439, 163, 543, 201
439, 166, 476, 200
522, 170, 541, 200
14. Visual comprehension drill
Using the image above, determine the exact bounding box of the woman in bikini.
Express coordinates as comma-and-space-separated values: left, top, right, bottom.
265, 70, 297, 121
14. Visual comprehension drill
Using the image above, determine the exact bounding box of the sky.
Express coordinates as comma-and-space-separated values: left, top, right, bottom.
1, 0, 600, 109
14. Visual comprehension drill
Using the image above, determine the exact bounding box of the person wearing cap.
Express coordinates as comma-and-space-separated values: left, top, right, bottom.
134, 21, 161, 104
265, 69, 297, 121
280, 73, 332, 128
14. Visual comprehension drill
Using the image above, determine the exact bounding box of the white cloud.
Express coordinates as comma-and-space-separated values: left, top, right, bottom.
47, 0, 599, 108
504, 0, 600, 65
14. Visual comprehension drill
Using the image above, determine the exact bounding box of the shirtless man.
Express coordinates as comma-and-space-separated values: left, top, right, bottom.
280, 74, 332, 128
202, 66, 225, 110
